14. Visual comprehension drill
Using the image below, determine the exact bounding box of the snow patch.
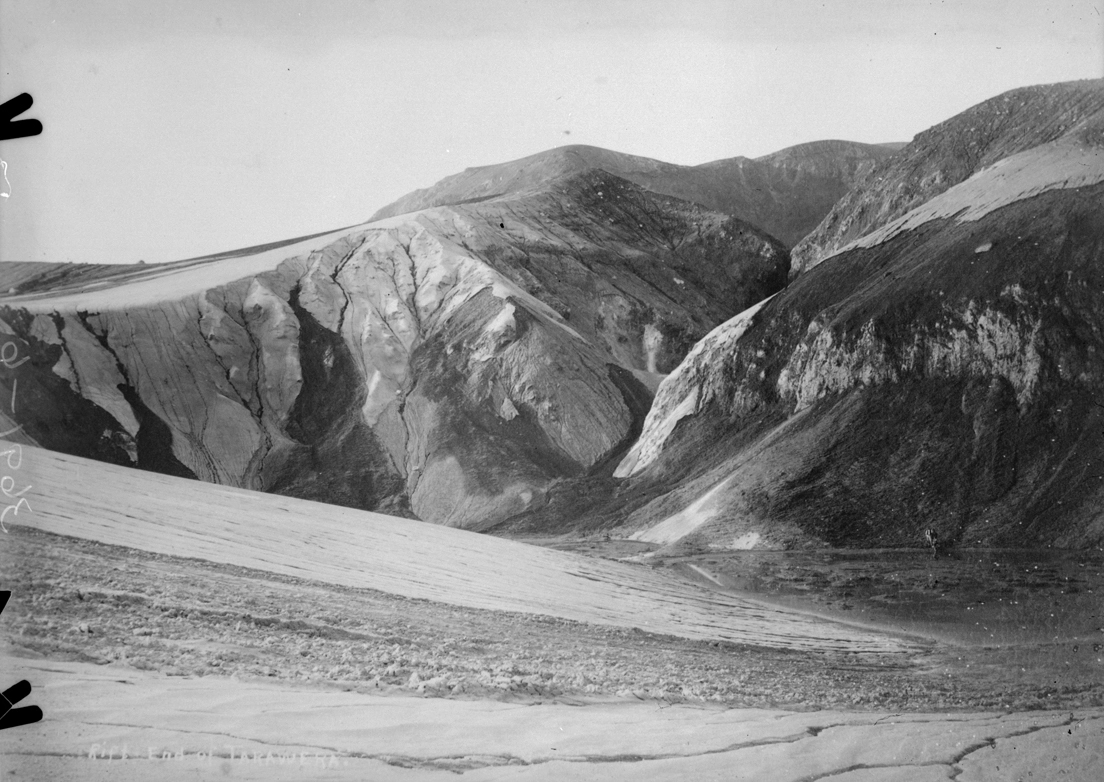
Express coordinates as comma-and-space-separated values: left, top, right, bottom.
485, 302, 517, 337
643, 323, 663, 374
499, 396, 519, 421
366, 369, 382, 398
838, 139, 1104, 255
616, 295, 775, 478
631, 475, 732, 544
614, 387, 697, 477
9, 224, 369, 313
731, 532, 761, 550
471, 303, 517, 363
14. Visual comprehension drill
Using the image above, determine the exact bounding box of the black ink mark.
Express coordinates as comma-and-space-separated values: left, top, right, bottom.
0, 680, 42, 731
0, 94, 42, 141
0, 594, 43, 730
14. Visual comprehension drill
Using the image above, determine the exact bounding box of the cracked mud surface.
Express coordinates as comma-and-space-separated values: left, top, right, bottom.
1, 652, 1100, 781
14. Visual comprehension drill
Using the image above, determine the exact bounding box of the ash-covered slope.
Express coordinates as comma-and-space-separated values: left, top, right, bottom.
608, 96, 1104, 551
371, 141, 896, 247
792, 79, 1104, 274
0, 169, 787, 529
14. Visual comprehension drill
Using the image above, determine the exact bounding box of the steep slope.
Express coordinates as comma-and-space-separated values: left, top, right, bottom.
371, 141, 896, 247
0, 169, 787, 529
608, 116, 1104, 551
792, 79, 1104, 274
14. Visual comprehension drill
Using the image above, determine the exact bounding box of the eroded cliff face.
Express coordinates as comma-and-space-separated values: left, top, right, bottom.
612, 152, 1104, 550
0, 169, 788, 529
791, 79, 1104, 275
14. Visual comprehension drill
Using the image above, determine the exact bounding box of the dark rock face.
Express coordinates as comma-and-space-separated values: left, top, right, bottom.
268, 285, 411, 516
586, 80, 1104, 552
371, 141, 896, 248
792, 79, 1104, 274
0, 169, 788, 529
692, 140, 900, 248
611, 169, 1104, 550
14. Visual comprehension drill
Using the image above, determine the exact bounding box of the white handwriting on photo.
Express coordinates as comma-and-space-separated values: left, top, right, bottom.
1, 339, 32, 532
87, 744, 348, 769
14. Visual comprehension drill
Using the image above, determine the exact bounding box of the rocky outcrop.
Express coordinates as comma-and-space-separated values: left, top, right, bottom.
610, 106, 1104, 550
371, 141, 897, 247
0, 169, 787, 529
791, 79, 1104, 274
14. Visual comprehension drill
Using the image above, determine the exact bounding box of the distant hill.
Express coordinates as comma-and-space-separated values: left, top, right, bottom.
370, 141, 898, 247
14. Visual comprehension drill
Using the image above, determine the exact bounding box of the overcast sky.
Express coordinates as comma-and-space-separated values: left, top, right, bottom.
1, 0, 1101, 265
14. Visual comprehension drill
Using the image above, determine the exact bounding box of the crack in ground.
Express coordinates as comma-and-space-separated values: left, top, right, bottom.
55, 719, 831, 772
73, 719, 344, 755
328, 235, 368, 334
789, 712, 1083, 782
16, 712, 1099, 775
795, 761, 953, 782
947, 711, 1083, 779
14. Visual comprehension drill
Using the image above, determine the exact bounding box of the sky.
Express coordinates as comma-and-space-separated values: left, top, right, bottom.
0, 0, 1101, 266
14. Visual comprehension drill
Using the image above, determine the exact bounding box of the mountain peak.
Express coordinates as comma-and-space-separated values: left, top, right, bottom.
792, 78, 1104, 273
371, 140, 894, 247
368, 145, 677, 221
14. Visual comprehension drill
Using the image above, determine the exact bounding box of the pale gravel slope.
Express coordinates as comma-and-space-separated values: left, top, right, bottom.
0, 222, 371, 312
10, 444, 910, 653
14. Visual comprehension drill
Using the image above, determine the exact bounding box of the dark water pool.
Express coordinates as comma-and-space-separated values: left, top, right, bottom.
666, 549, 1104, 646
655, 548, 1104, 697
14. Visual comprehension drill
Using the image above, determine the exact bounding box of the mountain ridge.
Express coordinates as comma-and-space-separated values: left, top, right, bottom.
492, 78, 1104, 551
0, 168, 788, 529
370, 140, 898, 247
600, 120, 1104, 550
5, 78, 1102, 551
791, 78, 1104, 274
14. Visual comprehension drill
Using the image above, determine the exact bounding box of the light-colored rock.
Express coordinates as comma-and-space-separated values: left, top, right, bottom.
0, 169, 787, 528
616, 295, 775, 478
776, 299, 1048, 412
